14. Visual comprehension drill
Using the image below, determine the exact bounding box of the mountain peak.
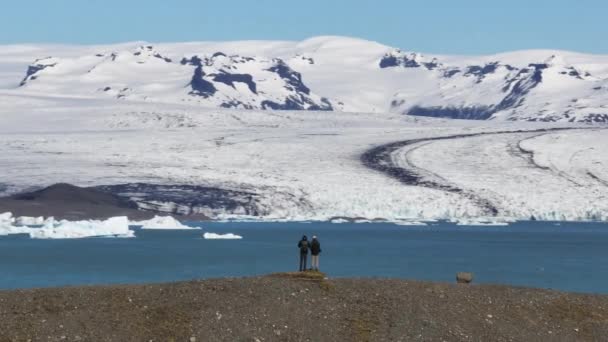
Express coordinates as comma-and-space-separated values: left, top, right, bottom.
7, 37, 608, 123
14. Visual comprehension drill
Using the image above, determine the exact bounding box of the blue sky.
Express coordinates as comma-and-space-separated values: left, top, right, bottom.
1, 0, 606, 54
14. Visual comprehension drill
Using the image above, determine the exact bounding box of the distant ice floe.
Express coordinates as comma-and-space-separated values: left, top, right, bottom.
0, 212, 15, 224
15, 216, 45, 226
130, 215, 198, 230
0, 213, 22, 235
453, 217, 514, 226
203, 232, 243, 240
394, 220, 428, 226
31, 216, 134, 239
0, 222, 31, 236
0, 212, 134, 239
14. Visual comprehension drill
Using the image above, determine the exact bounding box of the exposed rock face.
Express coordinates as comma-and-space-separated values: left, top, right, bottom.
379, 50, 441, 70
0, 184, 155, 220
403, 61, 580, 121
96, 183, 312, 219
10, 183, 136, 208
181, 54, 333, 110
19, 57, 57, 86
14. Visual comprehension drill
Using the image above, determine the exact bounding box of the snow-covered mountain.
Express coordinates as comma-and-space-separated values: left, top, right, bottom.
1, 37, 608, 223
4, 36, 608, 122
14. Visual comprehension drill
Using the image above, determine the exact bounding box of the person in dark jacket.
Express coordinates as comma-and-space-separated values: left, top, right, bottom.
310, 235, 322, 271
297, 235, 309, 271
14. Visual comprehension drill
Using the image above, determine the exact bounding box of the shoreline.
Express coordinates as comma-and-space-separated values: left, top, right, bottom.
1, 274, 607, 341
2, 274, 607, 296
4, 211, 608, 226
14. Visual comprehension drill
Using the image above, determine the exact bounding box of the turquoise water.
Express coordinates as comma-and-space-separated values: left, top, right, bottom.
0, 221, 607, 293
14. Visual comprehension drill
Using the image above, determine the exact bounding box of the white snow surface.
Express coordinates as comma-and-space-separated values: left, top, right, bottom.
131, 216, 198, 230
0, 97, 606, 222
203, 232, 243, 240
0, 37, 607, 223
2, 36, 608, 122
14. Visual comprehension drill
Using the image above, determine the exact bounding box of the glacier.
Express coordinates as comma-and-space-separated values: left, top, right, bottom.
0, 37, 607, 223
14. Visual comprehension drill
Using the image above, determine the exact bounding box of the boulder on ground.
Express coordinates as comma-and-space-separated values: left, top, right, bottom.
457, 272, 474, 284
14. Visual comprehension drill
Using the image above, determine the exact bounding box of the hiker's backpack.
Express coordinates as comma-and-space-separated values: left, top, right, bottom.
300, 240, 309, 253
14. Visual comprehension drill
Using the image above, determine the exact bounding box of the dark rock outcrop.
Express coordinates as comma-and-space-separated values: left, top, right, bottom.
19, 59, 57, 86
379, 51, 441, 70
212, 72, 257, 94
408, 63, 548, 120
0, 183, 157, 220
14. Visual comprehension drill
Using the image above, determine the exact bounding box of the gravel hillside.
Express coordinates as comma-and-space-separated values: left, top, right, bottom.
1, 273, 607, 341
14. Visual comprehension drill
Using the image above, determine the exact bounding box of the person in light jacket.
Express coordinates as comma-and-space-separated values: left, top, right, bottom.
310, 235, 321, 271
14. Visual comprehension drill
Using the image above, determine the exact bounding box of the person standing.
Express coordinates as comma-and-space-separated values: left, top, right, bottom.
310, 235, 322, 271
298, 235, 309, 271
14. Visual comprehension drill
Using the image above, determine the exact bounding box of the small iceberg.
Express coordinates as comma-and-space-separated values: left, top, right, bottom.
394, 220, 428, 226
203, 232, 243, 240
0, 214, 134, 239
15, 216, 45, 226
31, 216, 134, 239
0, 222, 31, 236
454, 217, 511, 226
0, 212, 15, 224
0, 213, 34, 236
131, 216, 198, 230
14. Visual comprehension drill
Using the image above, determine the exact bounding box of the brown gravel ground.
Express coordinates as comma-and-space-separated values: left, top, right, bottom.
0, 272, 607, 342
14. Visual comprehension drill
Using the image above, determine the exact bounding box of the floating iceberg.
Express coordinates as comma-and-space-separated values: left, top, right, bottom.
0, 216, 134, 239
0, 222, 31, 236
453, 218, 511, 226
29, 216, 134, 239
15, 216, 45, 226
203, 232, 243, 240
394, 220, 428, 226
130, 216, 198, 230
0, 212, 15, 224
30, 216, 135, 239
0, 213, 34, 236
